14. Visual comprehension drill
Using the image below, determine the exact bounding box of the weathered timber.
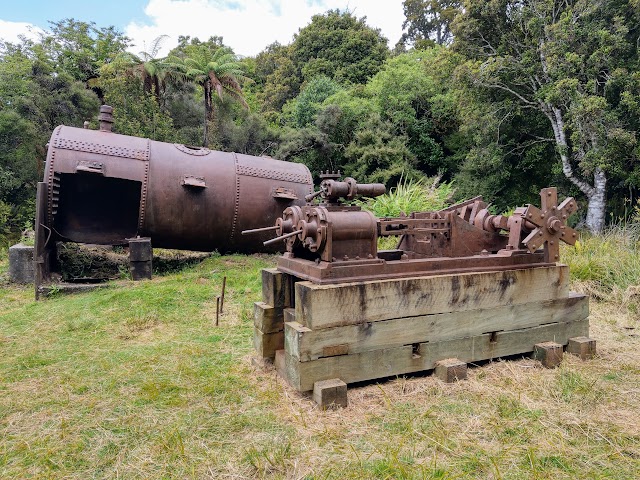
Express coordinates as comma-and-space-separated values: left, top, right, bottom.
435, 358, 467, 383
286, 293, 587, 361
262, 268, 293, 308
274, 349, 286, 380
284, 307, 296, 323
253, 327, 284, 360
313, 379, 348, 409
533, 341, 564, 368
294, 265, 569, 330
567, 336, 597, 360
282, 317, 588, 391
254, 302, 284, 334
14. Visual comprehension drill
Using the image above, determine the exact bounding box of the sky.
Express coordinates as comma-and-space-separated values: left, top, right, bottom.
0, 0, 406, 57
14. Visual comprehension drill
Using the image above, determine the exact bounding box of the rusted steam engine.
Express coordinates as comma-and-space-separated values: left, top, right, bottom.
251, 173, 593, 399
34, 106, 313, 288
260, 171, 579, 283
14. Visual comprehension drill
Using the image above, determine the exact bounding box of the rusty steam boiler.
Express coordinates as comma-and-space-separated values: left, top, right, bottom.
33, 106, 313, 287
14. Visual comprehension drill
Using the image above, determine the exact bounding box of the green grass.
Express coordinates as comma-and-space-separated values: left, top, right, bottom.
563, 224, 640, 295
358, 176, 454, 218
359, 176, 454, 250
0, 249, 639, 478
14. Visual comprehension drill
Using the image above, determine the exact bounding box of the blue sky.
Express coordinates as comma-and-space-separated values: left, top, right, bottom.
0, 0, 405, 57
0, 0, 149, 31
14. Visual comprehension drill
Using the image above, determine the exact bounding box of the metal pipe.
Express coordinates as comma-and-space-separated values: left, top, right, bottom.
263, 229, 303, 246
241, 226, 279, 235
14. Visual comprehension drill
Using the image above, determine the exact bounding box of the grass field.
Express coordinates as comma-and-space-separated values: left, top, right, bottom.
0, 247, 639, 479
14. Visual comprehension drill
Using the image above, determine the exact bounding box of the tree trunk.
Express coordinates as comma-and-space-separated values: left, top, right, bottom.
545, 105, 606, 234
584, 167, 606, 233
203, 81, 211, 147
203, 108, 208, 147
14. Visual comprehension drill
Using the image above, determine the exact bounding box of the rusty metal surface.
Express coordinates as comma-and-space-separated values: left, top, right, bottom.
37, 106, 313, 254
259, 176, 577, 284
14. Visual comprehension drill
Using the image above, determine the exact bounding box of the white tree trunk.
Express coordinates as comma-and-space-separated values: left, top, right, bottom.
545, 105, 607, 233
584, 167, 606, 233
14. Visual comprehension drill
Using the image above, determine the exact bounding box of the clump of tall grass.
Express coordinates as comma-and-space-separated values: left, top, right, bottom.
357, 176, 454, 250
358, 175, 454, 218
563, 222, 640, 301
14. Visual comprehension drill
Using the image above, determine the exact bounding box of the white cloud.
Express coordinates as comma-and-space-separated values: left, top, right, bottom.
0, 19, 43, 44
124, 0, 405, 58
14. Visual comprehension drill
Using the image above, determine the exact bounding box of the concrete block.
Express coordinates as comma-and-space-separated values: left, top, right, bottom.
8, 243, 35, 283
129, 237, 152, 261
129, 238, 152, 280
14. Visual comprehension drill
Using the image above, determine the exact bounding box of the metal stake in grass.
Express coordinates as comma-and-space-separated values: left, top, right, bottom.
220, 276, 227, 314
215, 296, 220, 326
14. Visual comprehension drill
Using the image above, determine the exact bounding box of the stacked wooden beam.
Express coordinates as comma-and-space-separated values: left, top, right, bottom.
255, 265, 590, 392
253, 268, 290, 360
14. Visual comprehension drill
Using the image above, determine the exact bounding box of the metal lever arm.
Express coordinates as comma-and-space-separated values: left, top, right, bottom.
263, 229, 303, 246
241, 225, 279, 235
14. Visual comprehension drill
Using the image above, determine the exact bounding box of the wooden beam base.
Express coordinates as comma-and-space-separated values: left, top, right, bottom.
282, 318, 588, 391
253, 327, 284, 360
262, 268, 293, 308
254, 302, 284, 333
285, 294, 588, 362
266, 265, 589, 393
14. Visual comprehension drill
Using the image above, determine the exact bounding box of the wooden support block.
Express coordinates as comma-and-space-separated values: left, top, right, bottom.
274, 349, 286, 379
284, 307, 296, 323
254, 302, 284, 334
262, 268, 293, 308
567, 336, 596, 360
286, 294, 588, 361
294, 265, 570, 330
533, 341, 563, 368
435, 358, 467, 383
281, 318, 588, 391
253, 327, 284, 360
313, 379, 348, 409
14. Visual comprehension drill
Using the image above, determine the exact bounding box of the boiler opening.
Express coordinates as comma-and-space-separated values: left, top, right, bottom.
54, 173, 142, 245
